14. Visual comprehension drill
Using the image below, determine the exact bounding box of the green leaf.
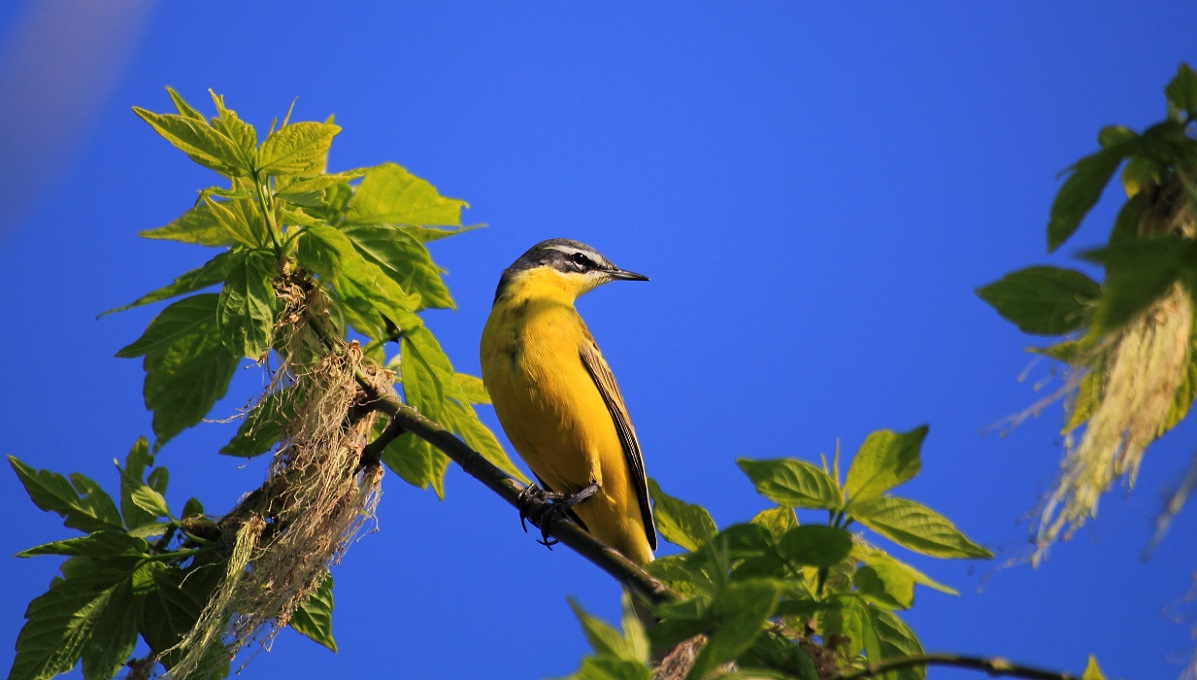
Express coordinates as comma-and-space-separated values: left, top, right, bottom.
646, 478, 716, 551
256, 121, 340, 176
569, 658, 653, 680
1064, 367, 1104, 433
219, 388, 293, 458
401, 223, 483, 242
138, 201, 242, 247
81, 578, 139, 680
99, 250, 236, 319
202, 196, 264, 248
129, 485, 172, 520
1083, 237, 1190, 335
290, 573, 337, 652
441, 398, 528, 484
453, 372, 490, 405
133, 107, 248, 177
750, 506, 797, 540
217, 250, 277, 358
117, 294, 220, 359
276, 167, 367, 197
856, 546, 957, 596
17, 531, 149, 558
10, 557, 140, 680
9, 456, 123, 533
844, 426, 927, 505
166, 87, 206, 122
976, 267, 1101, 335
298, 225, 422, 339
344, 162, 467, 227
851, 496, 992, 559
862, 607, 925, 680
381, 433, 448, 498
568, 598, 647, 663
691, 579, 781, 679
140, 557, 227, 676
821, 594, 865, 661
1047, 146, 1127, 252
341, 222, 455, 310
208, 91, 257, 168
776, 525, 853, 568
1165, 63, 1197, 116
117, 295, 238, 446
736, 458, 841, 510
854, 565, 911, 610
117, 437, 156, 529
1097, 125, 1137, 149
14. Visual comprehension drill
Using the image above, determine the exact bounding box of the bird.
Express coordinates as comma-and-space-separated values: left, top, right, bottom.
480, 238, 657, 566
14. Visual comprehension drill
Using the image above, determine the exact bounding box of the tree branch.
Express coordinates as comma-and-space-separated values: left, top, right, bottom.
355, 367, 675, 607
836, 653, 1082, 680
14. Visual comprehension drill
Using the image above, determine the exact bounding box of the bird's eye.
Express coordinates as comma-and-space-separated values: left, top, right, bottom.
570, 252, 590, 267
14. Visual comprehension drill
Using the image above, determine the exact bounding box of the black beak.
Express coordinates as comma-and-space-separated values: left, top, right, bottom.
609, 267, 649, 282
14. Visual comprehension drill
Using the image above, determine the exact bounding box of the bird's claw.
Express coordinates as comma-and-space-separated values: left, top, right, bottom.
517, 482, 598, 551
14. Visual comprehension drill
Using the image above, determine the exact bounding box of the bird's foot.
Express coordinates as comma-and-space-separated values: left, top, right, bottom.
517, 482, 598, 550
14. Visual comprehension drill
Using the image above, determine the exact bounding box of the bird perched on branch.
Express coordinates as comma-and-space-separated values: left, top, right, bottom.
480, 238, 657, 565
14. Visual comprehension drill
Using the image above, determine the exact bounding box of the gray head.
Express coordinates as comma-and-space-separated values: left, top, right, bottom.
494, 238, 648, 302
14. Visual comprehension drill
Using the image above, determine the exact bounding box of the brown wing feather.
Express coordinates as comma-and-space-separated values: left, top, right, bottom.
579, 342, 657, 551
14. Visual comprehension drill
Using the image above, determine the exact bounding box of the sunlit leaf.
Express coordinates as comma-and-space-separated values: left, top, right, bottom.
863, 606, 925, 680
138, 201, 241, 247
647, 478, 717, 551
851, 497, 992, 559
344, 162, 467, 227
736, 458, 841, 510
750, 506, 797, 539
844, 426, 926, 505
342, 222, 455, 310
133, 107, 248, 177
256, 121, 340, 176
217, 250, 278, 358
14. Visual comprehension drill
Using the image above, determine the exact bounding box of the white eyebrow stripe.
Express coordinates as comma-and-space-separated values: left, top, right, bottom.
545, 244, 590, 257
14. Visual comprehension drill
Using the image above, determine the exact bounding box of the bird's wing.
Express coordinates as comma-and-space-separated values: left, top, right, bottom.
579, 341, 657, 550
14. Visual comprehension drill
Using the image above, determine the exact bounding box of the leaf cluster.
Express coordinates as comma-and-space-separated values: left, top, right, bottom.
978, 64, 1197, 353
976, 63, 1197, 552
567, 426, 992, 680
9, 89, 520, 680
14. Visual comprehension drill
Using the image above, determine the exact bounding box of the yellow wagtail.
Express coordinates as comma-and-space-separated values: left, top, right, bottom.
480, 238, 657, 565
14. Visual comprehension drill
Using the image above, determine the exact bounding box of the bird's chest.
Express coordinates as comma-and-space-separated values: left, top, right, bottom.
481, 302, 609, 484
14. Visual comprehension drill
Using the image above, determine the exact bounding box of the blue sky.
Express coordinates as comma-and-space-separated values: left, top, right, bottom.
2, 2, 1196, 678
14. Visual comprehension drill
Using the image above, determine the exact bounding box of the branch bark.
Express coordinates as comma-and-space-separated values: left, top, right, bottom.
836, 653, 1082, 680
355, 367, 675, 607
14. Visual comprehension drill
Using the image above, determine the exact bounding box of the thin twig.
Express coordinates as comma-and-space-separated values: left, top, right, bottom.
836, 653, 1081, 680
359, 416, 405, 470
